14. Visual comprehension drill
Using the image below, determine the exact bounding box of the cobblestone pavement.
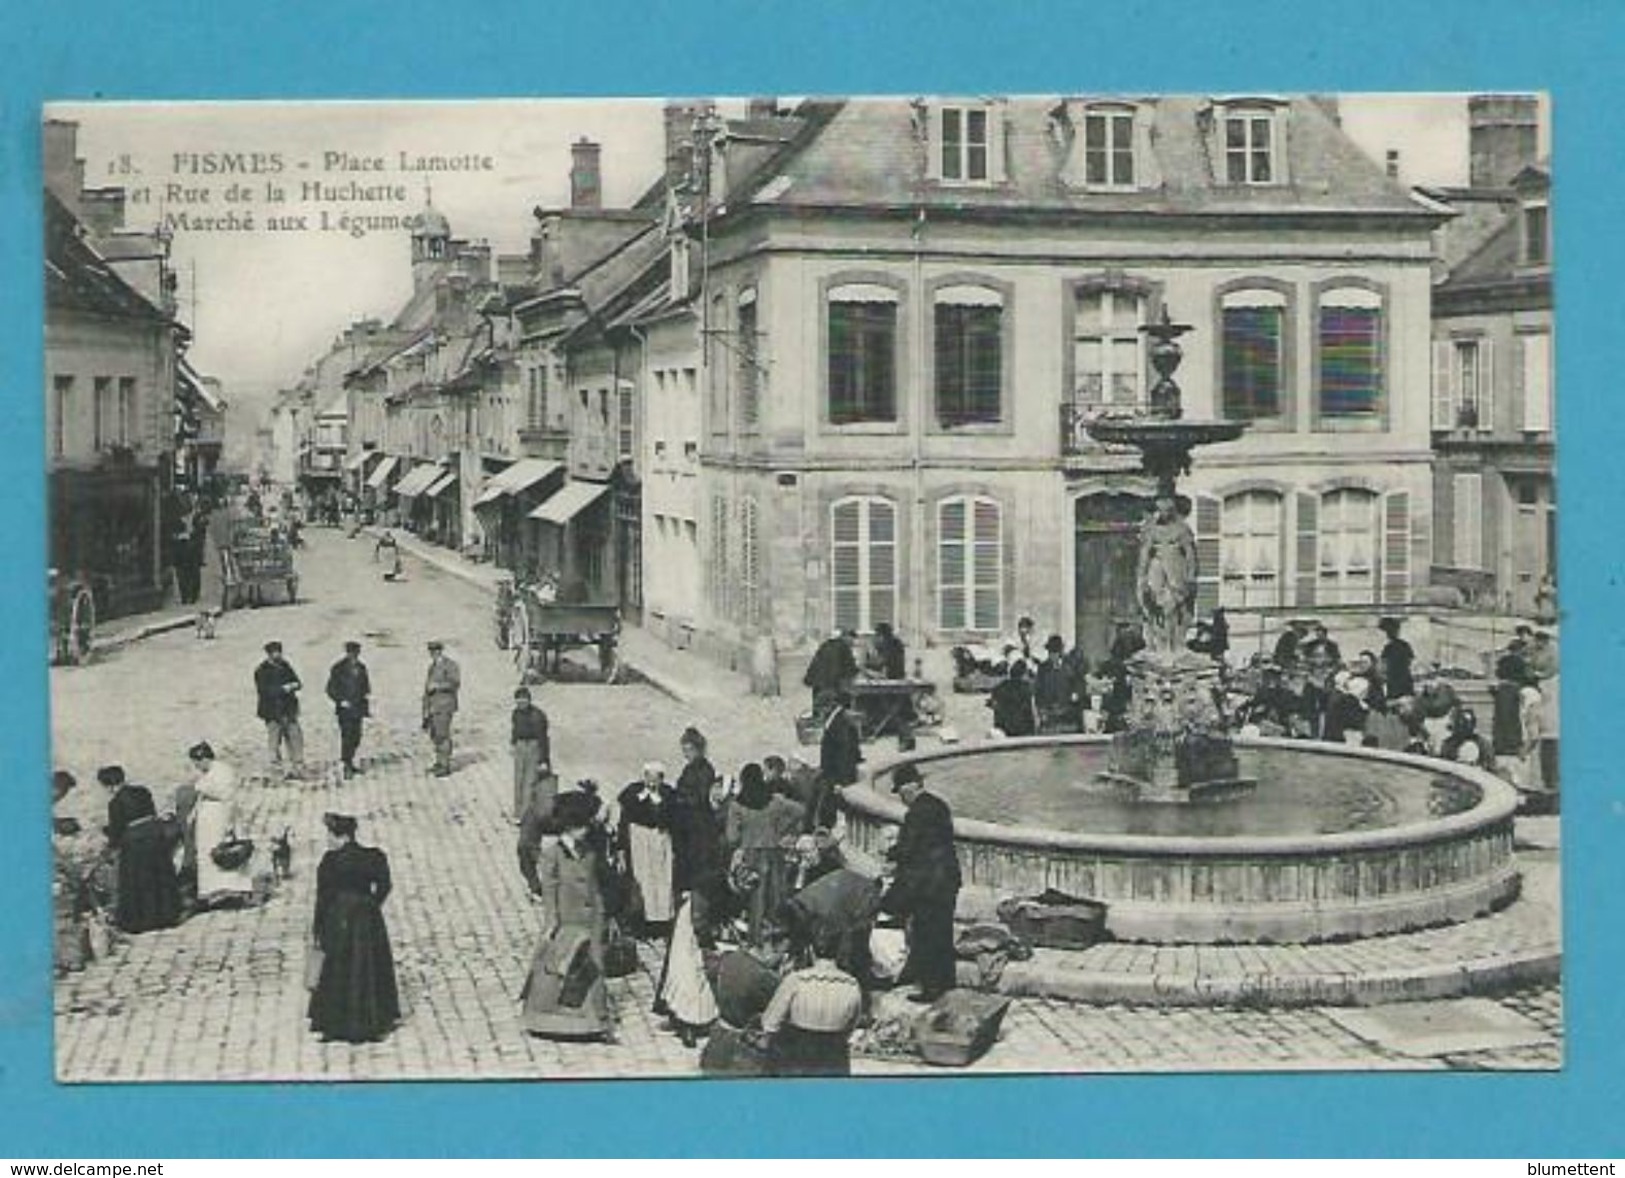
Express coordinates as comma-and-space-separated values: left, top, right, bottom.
52, 529, 1562, 1080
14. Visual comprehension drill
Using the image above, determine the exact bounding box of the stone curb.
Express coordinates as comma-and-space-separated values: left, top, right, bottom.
365, 527, 699, 707
967, 947, 1562, 1008
92, 613, 197, 654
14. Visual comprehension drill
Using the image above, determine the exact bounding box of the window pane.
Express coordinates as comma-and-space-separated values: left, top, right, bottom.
1113, 146, 1135, 186
1111, 114, 1133, 151
1225, 118, 1246, 149
941, 109, 962, 178
1320, 306, 1381, 416
1221, 304, 1283, 419
1085, 115, 1106, 150
966, 109, 988, 180
1110, 338, 1140, 404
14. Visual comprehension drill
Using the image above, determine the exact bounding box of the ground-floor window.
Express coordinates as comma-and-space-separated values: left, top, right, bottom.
831, 495, 896, 634
1219, 490, 1284, 609
937, 494, 1002, 632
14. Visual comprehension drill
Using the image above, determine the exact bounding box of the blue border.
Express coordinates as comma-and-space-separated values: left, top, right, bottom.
5, 0, 1621, 1158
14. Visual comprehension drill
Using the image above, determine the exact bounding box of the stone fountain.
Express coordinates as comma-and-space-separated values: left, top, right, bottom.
1085, 308, 1252, 802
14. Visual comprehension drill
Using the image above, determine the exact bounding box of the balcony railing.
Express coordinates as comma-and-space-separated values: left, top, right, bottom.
1059, 398, 1153, 457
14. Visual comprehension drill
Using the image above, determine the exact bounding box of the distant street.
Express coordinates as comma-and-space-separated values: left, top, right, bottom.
51, 529, 1561, 1079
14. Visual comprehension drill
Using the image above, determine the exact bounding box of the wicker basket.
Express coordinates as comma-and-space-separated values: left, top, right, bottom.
913, 991, 1012, 1068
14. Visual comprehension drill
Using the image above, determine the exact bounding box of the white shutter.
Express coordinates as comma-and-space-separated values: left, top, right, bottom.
1382, 489, 1413, 603
1432, 340, 1453, 430
869, 500, 897, 629
1193, 494, 1223, 616
1479, 339, 1495, 433
831, 499, 862, 633
938, 498, 968, 631
922, 101, 944, 182
1523, 333, 1553, 433
972, 498, 1003, 633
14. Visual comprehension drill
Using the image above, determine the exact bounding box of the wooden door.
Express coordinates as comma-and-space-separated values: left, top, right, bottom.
1075, 492, 1147, 665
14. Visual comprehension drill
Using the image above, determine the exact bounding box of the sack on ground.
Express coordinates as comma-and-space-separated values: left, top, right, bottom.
869, 927, 909, 981
303, 945, 325, 991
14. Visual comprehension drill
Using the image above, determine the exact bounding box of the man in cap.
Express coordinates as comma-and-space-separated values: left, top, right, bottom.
882, 762, 961, 1003
421, 640, 461, 777
325, 641, 372, 778
254, 640, 305, 779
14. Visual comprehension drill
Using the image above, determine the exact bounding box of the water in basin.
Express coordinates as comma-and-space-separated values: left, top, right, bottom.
878, 743, 1482, 839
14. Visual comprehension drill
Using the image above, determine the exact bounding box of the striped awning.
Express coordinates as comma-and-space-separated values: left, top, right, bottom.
528, 479, 611, 525
424, 472, 458, 499
394, 464, 446, 499
365, 455, 400, 489
472, 458, 562, 506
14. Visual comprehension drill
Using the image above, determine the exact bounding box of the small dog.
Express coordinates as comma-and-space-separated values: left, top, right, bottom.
194, 609, 220, 640
270, 827, 293, 880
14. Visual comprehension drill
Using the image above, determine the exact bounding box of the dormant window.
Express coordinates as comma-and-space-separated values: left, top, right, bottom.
1084, 107, 1136, 187
1224, 109, 1277, 184
1524, 203, 1549, 266
827, 284, 899, 426
940, 106, 990, 182
934, 284, 1003, 427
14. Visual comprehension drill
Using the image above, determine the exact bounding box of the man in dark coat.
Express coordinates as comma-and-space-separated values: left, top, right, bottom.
255, 641, 306, 779
325, 641, 372, 778
988, 659, 1037, 737
803, 629, 858, 713
868, 621, 908, 680
1033, 635, 1078, 734
882, 763, 961, 1003
1378, 617, 1416, 701
809, 693, 863, 834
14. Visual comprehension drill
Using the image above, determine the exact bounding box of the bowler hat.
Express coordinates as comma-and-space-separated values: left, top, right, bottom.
890, 763, 924, 793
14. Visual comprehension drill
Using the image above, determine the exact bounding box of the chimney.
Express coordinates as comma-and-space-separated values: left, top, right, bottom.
1385, 149, 1401, 180
663, 99, 716, 191
42, 119, 86, 214
79, 188, 128, 237
570, 138, 602, 210
747, 97, 779, 121
1469, 94, 1539, 188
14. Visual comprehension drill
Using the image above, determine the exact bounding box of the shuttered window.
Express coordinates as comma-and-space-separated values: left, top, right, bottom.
828, 285, 899, 425
710, 493, 730, 620
1382, 489, 1413, 604
1220, 289, 1286, 420
1219, 490, 1283, 609
1318, 488, 1379, 605
1451, 473, 1483, 570
938, 495, 1002, 632
832, 496, 897, 634
1521, 332, 1553, 433
737, 289, 761, 430
934, 286, 1003, 427
1318, 287, 1383, 419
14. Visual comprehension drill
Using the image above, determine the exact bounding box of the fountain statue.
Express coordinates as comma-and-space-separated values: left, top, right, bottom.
1086, 308, 1254, 802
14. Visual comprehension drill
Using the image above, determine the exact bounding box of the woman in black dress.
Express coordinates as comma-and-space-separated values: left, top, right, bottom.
100, 765, 181, 934
308, 813, 401, 1043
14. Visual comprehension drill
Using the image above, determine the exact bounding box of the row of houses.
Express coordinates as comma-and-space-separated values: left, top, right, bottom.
45, 120, 226, 620
278, 94, 1554, 668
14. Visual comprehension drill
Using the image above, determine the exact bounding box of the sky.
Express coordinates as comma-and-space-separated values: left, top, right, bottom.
49, 94, 1548, 419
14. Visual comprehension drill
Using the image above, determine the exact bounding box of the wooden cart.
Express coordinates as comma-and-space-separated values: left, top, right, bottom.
501, 586, 621, 683
49, 568, 96, 665
220, 522, 298, 610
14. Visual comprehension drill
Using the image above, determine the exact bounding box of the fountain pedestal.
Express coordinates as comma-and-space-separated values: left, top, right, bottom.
1095, 651, 1256, 803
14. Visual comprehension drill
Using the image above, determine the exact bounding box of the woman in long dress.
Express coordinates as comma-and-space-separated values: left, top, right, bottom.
670, 727, 723, 941
186, 742, 254, 908
615, 762, 676, 937
100, 765, 180, 934
308, 813, 401, 1043
520, 791, 612, 1040
724, 763, 805, 946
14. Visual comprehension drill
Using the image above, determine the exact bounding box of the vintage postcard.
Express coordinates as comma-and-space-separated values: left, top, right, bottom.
45, 94, 1560, 1082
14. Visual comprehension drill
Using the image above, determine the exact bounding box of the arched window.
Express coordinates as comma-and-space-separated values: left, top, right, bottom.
831, 496, 897, 634
1220, 490, 1284, 608
1318, 285, 1383, 420
1220, 287, 1287, 421
937, 495, 1002, 632
827, 283, 899, 425
934, 284, 1003, 427
1318, 487, 1378, 605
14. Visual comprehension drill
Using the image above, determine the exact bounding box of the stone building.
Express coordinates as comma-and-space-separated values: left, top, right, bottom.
673, 96, 1445, 668
1425, 96, 1554, 615
44, 120, 184, 619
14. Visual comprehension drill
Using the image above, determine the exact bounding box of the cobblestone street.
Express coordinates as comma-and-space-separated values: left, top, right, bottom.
52, 530, 1562, 1080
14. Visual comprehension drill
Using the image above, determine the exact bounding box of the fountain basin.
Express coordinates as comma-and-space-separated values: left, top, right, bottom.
844, 736, 1521, 944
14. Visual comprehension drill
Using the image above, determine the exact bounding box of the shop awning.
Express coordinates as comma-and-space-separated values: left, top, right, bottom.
344, 450, 375, 472
393, 463, 446, 499
528, 479, 611, 525
365, 455, 400, 489
473, 458, 562, 507
424, 472, 458, 499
